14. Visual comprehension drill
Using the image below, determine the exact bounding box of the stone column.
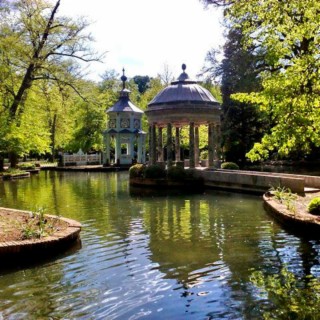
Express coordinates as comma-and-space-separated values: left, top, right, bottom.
104, 134, 111, 166
129, 135, 135, 164
137, 134, 142, 163
158, 127, 164, 162
167, 123, 173, 168
175, 127, 181, 162
151, 124, 157, 165
195, 126, 200, 167
115, 133, 121, 166
208, 123, 214, 168
189, 122, 195, 168
214, 124, 221, 167
148, 125, 152, 164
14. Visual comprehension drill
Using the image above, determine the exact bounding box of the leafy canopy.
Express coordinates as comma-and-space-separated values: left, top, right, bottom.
225, 0, 320, 161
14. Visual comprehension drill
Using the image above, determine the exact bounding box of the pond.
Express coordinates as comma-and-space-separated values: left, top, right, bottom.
1, 171, 320, 319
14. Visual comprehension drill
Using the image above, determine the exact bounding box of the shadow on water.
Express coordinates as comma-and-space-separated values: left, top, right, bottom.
0, 239, 82, 275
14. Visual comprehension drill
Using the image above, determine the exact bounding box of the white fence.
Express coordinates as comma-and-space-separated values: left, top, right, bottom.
62, 151, 101, 166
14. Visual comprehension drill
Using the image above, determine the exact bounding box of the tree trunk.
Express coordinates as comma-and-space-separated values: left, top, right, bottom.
9, 151, 18, 168
50, 114, 57, 162
0, 156, 4, 172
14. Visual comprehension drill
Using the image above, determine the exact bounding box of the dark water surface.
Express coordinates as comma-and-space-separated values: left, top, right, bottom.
0, 171, 320, 319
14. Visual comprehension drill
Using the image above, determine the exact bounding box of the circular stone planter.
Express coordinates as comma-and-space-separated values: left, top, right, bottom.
0, 207, 81, 264
263, 193, 320, 235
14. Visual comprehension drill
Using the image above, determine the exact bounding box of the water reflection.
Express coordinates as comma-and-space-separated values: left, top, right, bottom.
0, 172, 320, 319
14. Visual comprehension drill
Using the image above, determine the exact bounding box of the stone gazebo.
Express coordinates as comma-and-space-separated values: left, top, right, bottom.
103, 70, 146, 166
145, 64, 221, 168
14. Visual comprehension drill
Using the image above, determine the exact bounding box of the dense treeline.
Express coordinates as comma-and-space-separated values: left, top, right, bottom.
4, 0, 316, 169
0, 0, 220, 170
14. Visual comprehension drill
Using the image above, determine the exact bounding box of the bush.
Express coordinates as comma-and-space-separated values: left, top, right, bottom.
221, 162, 239, 170
18, 162, 36, 170
144, 164, 166, 179
129, 164, 146, 178
308, 197, 320, 215
200, 150, 208, 159
167, 166, 186, 181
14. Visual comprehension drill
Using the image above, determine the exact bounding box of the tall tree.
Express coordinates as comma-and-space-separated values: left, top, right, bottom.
0, 0, 100, 167
204, 28, 268, 164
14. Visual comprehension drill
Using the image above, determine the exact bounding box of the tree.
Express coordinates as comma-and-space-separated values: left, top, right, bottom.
66, 80, 105, 153
157, 63, 174, 85
133, 75, 151, 94
204, 28, 268, 164
0, 0, 100, 167
203, 0, 320, 161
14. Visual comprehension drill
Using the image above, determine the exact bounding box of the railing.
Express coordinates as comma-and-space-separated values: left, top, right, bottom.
63, 153, 101, 166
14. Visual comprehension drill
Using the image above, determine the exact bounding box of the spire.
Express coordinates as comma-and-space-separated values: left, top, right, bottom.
119, 68, 130, 98
121, 68, 127, 90
177, 63, 190, 82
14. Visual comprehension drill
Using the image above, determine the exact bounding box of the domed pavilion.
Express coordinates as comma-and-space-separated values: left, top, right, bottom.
145, 64, 221, 168
103, 69, 146, 166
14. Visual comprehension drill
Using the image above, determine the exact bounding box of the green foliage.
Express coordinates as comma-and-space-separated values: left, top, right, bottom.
17, 162, 36, 170
223, 0, 320, 161
203, 27, 268, 164
221, 162, 239, 170
144, 164, 166, 179
269, 185, 297, 212
0, 168, 25, 176
0, 0, 100, 164
133, 75, 150, 94
129, 164, 146, 178
250, 267, 320, 319
307, 197, 320, 215
21, 207, 59, 240
167, 166, 186, 181
200, 149, 208, 159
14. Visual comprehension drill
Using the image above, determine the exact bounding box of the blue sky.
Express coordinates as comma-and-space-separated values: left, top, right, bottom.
59, 0, 225, 81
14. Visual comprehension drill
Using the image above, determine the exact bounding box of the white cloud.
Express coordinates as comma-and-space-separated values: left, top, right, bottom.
58, 0, 225, 81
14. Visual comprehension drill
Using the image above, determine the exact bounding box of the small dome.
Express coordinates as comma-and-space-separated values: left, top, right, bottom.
148, 64, 219, 107
107, 69, 143, 114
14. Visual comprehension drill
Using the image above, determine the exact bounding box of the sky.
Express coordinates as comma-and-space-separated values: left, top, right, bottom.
59, 0, 225, 82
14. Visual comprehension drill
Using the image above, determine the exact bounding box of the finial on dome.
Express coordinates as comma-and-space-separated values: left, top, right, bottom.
121, 68, 127, 90
182, 63, 187, 72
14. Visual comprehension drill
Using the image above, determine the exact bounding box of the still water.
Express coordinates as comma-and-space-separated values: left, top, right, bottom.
0, 171, 320, 319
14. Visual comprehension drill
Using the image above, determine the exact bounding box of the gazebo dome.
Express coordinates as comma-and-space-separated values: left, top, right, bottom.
146, 64, 221, 127
149, 64, 219, 106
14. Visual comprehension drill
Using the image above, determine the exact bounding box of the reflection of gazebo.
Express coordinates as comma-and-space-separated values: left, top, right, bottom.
145, 64, 221, 168
103, 70, 146, 166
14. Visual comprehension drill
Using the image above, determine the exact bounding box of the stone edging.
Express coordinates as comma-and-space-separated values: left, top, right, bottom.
0, 207, 81, 257
263, 194, 320, 234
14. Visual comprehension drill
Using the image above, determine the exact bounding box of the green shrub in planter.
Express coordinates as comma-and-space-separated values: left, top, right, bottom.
129, 164, 146, 178
167, 166, 186, 181
308, 197, 320, 215
144, 164, 166, 179
221, 162, 239, 170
